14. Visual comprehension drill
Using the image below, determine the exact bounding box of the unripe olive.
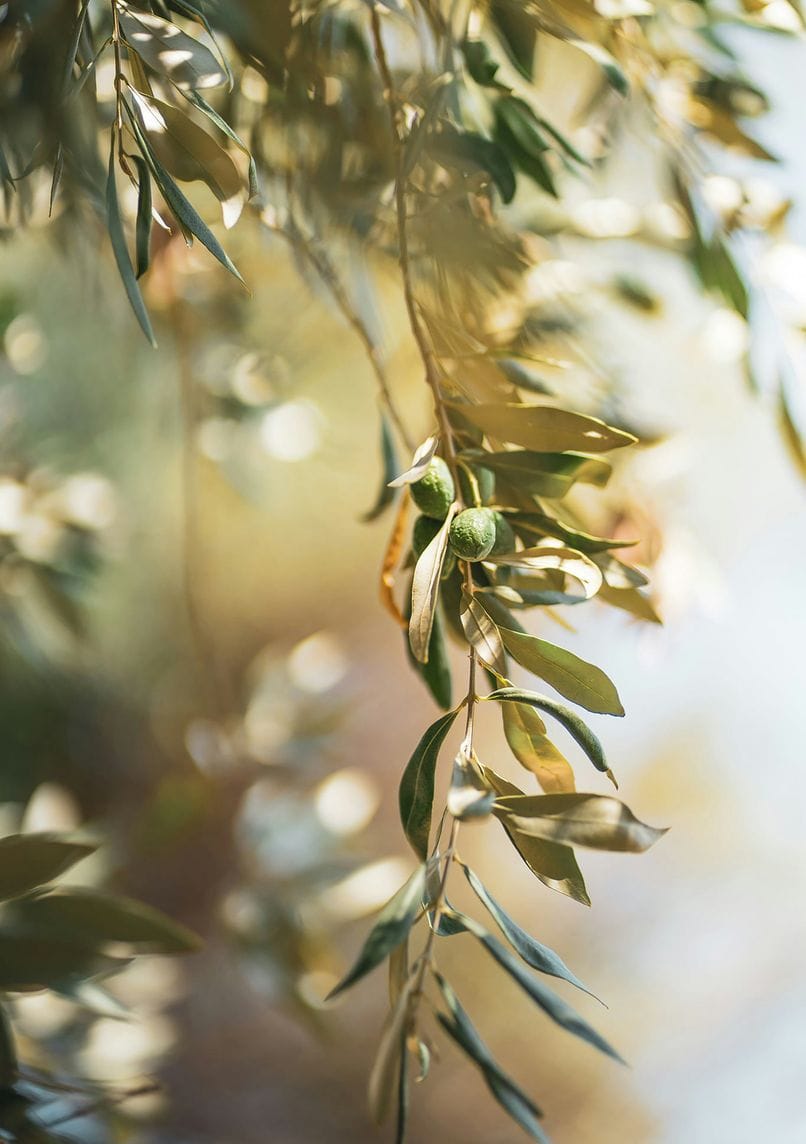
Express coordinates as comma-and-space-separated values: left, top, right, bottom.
449, 507, 497, 561
410, 457, 454, 520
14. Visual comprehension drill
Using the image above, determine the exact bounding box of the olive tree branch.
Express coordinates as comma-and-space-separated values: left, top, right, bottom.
262, 213, 414, 451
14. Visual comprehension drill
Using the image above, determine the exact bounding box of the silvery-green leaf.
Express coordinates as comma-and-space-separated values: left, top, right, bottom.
495, 792, 667, 854
328, 864, 427, 998
399, 710, 459, 859
409, 506, 456, 664
388, 435, 438, 487
496, 633, 623, 716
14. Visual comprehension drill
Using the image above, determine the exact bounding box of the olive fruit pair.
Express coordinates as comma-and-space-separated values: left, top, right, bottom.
411, 458, 513, 562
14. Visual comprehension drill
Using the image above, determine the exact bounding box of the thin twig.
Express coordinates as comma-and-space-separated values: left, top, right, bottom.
265, 217, 413, 450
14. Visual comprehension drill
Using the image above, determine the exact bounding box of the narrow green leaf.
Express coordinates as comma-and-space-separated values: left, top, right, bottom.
119, 8, 226, 90
489, 686, 612, 770
106, 136, 157, 346
409, 505, 456, 664
464, 922, 624, 1062
495, 793, 667, 854
597, 583, 662, 625
7, 889, 201, 954
389, 435, 438, 488
478, 449, 611, 496
363, 412, 399, 522
485, 548, 603, 601
453, 404, 636, 453
0, 834, 96, 902
434, 973, 548, 1143
129, 88, 243, 211
513, 512, 635, 555
429, 126, 516, 204
368, 977, 415, 1127
461, 866, 596, 998
483, 767, 590, 906
418, 605, 453, 710
328, 865, 427, 998
48, 145, 64, 217
128, 112, 244, 285
497, 632, 623, 716
502, 700, 576, 794
131, 154, 152, 279
460, 591, 507, 678
183, 89, 259, 198
399, 711, 459, 859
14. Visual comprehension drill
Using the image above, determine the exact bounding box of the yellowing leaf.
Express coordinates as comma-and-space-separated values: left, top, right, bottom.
503, 701, 576, 793
453, 403, 635, 453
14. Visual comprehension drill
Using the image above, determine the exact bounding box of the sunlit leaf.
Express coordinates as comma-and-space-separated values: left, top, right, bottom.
502, 700, 576, 793
434, 972, 548, 1142
399, 711, 459, 859
409, 505, 456, 663
119, 7, 226, 90
477, 449, 611, 497
460, 591, 507, 678
497, 632, 623, 715
129, 89, 243, 213
483, 767, 590, 905
0, 834, 96, 902
489, 686, 613, 772
461, 866, 596, 997
128, 111, 245, 284
457, 916, 623, 1061
328, 864, 427, 998
485, 548, 603, 601
495, 792, 667, 853
388, 436, 438, 488
453, 404, 636, 453
106, 135, 156, 346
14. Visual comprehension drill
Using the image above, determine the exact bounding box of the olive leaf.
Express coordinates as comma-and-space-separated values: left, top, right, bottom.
502, 699, 576, 793
409, 504, 456, 664
434, 972, 549, 1143
388, 435, 438, 488
399, 710, 459, 859
418, 605, 453, 710
327, 863, 427, 998
460, 590, 507, 678
513, 512, 635, 555
477, 449, 612, 496
450, 911, 624, 1062
130, 153, 153, 279
127, 111, 245, 285
447, 750, 495, 820
368, 976, 416, 1127
128, 89, 243, 222
483, 766, 590, 905
495, 793, 667, 853
453, 404, 636, 453
0, 1006, 16, 1087
485, 548, 603, 601
0, 834, 96, 902
489, 686, 613, 772
106, 135, 156, 346
496, 632, 624, 716
363, 412, 399, 522
118, 6, 227, 90
461, 866, 597, 998
4, 889, 201, 954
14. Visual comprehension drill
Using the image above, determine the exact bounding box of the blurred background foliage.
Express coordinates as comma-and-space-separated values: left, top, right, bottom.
1, 0, 806, 1141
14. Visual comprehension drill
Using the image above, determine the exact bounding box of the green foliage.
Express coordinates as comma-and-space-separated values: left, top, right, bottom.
3, 0, 805, 1138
